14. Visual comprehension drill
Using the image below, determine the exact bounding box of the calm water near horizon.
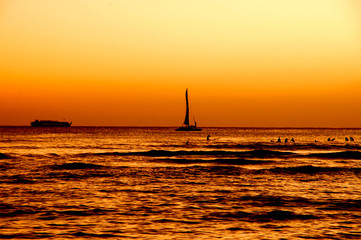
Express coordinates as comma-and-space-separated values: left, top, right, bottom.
1, 127, 361, 239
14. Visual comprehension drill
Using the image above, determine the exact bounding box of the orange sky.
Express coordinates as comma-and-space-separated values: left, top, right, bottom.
1, 0, 360, 127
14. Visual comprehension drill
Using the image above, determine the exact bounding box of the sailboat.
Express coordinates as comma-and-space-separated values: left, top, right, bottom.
176, 89, 202, 131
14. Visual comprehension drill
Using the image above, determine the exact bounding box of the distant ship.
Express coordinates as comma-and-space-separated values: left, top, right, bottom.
31, 120, 72, 127
176, 89, 202, 131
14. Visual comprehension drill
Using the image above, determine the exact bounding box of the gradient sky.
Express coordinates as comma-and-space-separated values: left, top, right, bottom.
1, 0, 360, 127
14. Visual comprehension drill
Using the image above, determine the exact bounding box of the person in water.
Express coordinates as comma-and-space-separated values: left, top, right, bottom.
277, 137, 281, 143
207, 135, 210, 141
290, 138, 295, 143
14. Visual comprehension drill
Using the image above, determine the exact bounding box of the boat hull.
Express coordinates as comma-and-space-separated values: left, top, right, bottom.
31, 120, 72, 127
175, 127, 202, 131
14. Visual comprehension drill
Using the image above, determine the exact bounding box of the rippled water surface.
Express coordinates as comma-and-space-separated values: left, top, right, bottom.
1, 127, 361, 239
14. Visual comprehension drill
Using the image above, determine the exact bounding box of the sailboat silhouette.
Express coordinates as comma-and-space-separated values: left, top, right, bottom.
176, 89, 202, 131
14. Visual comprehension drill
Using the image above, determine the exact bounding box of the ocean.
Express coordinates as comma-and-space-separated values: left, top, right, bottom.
1, 127, 361, 239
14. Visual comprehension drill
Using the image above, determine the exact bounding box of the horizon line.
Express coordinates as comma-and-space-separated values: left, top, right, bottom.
0, 125, 360, 129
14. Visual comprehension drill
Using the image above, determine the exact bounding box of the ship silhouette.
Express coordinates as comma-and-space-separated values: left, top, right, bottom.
31, 120, 72, 127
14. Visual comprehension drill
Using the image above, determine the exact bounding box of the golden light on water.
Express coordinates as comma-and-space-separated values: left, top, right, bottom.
1, 127, 361, 238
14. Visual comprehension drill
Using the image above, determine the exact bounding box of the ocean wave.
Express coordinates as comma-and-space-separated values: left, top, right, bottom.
56, 208, 110, 217
153, 218, 201, 224
0, 204, 41, 218
46, 171, 114, 180
318, 199, 361, 211
0, 204, 112, 219
259, 165, 361, 174
239, 194, 311, 207
0, 162, 13, 170
308, 151, 361, 159
155, 158, 273, 165
84, 149, 295, 158
0, 175, 36, 184
70, 232, 123, 238
208, 209, 319, 221
191, 165, 248, 176
78, 149, 361, 160
205, 143, 361, 151
0, 153, 12, 159
50, 162, 105, 170
0, 233, 54, 239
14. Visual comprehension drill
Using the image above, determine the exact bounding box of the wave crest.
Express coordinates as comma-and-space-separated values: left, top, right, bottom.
0, 153, 12, 159
260, 165, 361, 174
51, 162, 104, 170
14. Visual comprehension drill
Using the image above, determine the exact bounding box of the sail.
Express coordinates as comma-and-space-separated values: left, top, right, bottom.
183, 89, 190, 126
176, 88, 202, 131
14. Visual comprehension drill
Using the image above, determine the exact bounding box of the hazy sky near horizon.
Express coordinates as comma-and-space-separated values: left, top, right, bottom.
1, 0, 360, 127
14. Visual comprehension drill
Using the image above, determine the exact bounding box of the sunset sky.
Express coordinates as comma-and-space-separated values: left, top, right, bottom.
1, 0, 360, 127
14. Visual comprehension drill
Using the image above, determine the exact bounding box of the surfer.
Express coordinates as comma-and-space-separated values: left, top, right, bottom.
290, 138, 295, 143
285, 138, 288, 143
207, 135, 210, 141
345, 137, 349, 141
277, 137, 281, 143
350, 136, 354, 141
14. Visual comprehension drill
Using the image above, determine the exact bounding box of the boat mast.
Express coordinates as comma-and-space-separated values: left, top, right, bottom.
183, 88, 190, 127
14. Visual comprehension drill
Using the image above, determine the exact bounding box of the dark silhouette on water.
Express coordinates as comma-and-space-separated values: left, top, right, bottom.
290, 138, 295, 143
31, 120, 72, 127
207, 135, 210, 141
350, 136, 354, 141
176, 89, 202, 131
277, 137, 281, 143
345, 137, 349, 141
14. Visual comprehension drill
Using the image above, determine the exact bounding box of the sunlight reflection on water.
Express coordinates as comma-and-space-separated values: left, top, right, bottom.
0, 127, 361, 239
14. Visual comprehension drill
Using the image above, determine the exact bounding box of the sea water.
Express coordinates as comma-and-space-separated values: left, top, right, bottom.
0, 127, 361, 239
